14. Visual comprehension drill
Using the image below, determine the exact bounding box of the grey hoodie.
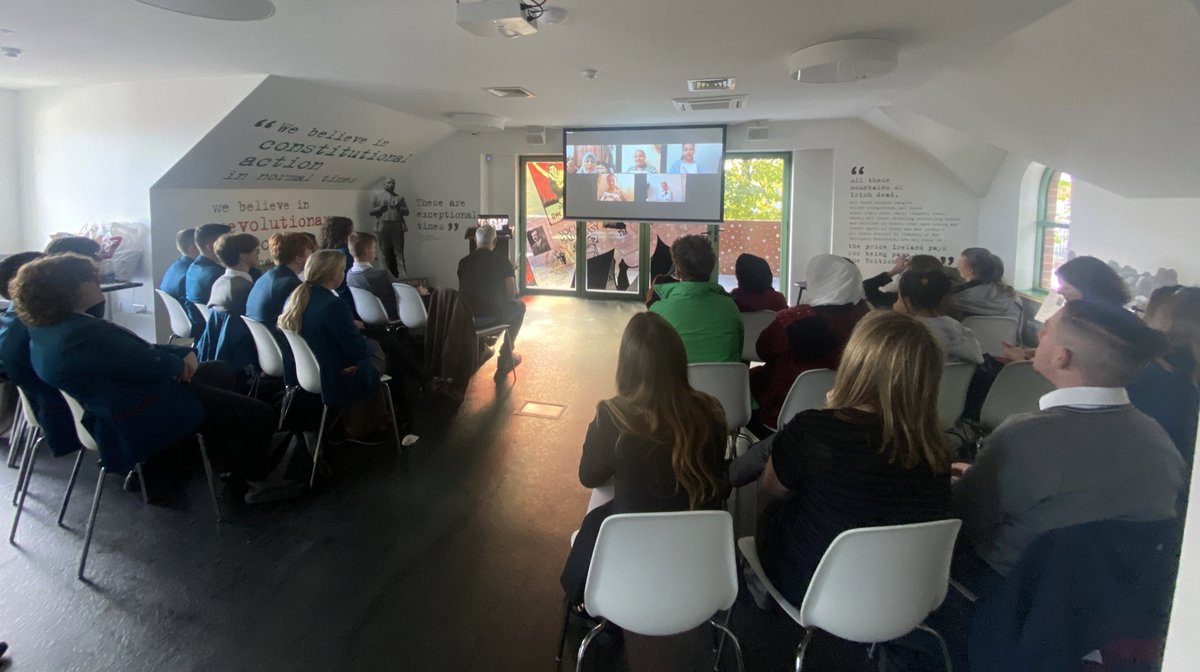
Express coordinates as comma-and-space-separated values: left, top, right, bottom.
919, 315, 984, 364
952, 282, 1023, 321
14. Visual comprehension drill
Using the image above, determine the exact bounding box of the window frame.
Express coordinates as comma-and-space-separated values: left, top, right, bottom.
1034, 168, 1071, 292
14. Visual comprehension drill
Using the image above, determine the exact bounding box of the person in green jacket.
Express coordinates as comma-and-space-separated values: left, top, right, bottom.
649, 235, 744, 363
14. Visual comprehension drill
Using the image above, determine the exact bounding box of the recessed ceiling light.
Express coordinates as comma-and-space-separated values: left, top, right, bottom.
132, 0, 275, 21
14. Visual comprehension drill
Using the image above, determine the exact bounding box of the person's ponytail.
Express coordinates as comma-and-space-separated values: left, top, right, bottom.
278, 282, 314, 332
277, 249, 348, 332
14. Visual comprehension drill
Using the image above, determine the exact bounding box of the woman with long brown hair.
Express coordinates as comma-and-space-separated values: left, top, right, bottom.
559, 311, 730, 602
756, 310, 954, 606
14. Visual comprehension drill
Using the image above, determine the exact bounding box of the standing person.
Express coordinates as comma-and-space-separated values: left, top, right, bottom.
247, 232, 315, 385
750, 254, 869, 429
648, 235, 742, 363
896, 270, 984, 364
458, 224, 525, 382
731, 253, 787, 313
368, 177, 410, 277
754, 311, 954, 606
669, 143, 700, 173
951, 247, 1021, 320
158, 228, 197, 307
559, 312, 729, 603
1128, 285, 1200, 466
185, 223, 234, 336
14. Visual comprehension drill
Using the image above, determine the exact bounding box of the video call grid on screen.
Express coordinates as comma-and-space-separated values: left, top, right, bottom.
563, 125, 726, 223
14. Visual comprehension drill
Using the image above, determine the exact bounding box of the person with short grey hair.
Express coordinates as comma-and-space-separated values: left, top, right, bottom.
458, 224, 525, 381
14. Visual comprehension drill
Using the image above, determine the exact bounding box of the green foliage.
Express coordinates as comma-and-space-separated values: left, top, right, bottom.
723, 157, 784, 220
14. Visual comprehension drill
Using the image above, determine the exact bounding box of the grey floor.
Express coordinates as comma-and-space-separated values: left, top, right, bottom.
0, 296, 874, 672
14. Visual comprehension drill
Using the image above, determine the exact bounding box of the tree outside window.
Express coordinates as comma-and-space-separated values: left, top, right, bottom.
1036, 169, 1072, 291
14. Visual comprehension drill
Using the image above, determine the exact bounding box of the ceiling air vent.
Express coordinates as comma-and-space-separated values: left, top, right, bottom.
483, 86, 535, 98
671, 95, 748, 112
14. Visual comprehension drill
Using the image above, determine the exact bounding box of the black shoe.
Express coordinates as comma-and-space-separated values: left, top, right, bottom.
494, 353, 523, 382
0, 641, 7, 657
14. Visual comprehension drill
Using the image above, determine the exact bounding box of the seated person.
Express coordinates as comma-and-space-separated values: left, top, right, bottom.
954, 300, 1184, 590
1055, 255, 1131, 305
158, 228, 197, 309
862, 253, 945, 309
1128, 285, 1200, 467
278, 250, 391, 442
731, 253, 787, 313
185, 223, 234, 335
895, 270, 984, 364
196, 233, 259, 371
560, 312, 730, 603
319, 216, 356, 308
247, 232, 314, 385
754, 311, 953, 606
346, 231, 401, 320
44, 236, 101, 258
648, 234, 742, 363
750, 254, 868, 428
0, 252, 81, 457
951, 247, 1022, 321
458, 224, 526, 381
12, 253, 297, 503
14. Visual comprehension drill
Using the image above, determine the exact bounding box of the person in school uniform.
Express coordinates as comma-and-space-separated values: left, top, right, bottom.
0, 252, 81, 458
158, 228, 197, 308
246, 232, 315, 386
11, 253, 300, 503
185, 223, 234, 336
196, 233, 259, 372
318, 216, 356, 311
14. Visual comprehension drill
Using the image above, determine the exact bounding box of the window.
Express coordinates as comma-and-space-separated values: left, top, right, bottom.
717, 153, 791, 292
1036, 169, 1072, 291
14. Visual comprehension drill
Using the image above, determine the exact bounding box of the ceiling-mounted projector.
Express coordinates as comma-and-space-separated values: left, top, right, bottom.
456, 0, 538, 37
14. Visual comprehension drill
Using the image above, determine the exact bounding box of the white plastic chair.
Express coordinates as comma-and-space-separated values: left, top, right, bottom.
937, 362, 976, 432
574, 511, 743, 672
962, 316, 1019, 359
349, 287, 403, 328
738, 519, 962, 671
10, 387, 43, 507
5, 386, 29, 469
980, 361, 1055, 433
57, 391, 222, 580
10, 387, 90, 541
740, 310, 776, 362
242, 315, 297, 421
775, 368, 837, 428
281, 329, 402, 488
154, 289, 193, 345
393, 283, 428, 332
687, 363, 751, 434
192, 301, 211, 321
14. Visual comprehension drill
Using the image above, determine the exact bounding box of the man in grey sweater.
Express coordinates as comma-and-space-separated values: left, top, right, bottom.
954, 300, 1184, 582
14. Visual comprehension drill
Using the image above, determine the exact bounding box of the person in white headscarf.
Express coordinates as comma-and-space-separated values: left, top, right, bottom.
749, 255, 870, 429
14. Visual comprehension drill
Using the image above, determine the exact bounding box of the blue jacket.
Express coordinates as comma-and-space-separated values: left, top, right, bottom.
247, 265, 303, 385
184, 256, 224, 338
0, 309, 81, 456
29, 314, 204, 474
298, 287, 378, 407
196, 273, 256, 370
334, 246, 356, 314
158, 254, 194, 302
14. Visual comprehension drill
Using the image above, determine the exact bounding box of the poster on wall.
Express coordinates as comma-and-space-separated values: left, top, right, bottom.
833, 163, 973, 276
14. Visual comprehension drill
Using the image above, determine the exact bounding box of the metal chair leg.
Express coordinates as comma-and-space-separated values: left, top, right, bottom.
574, 619, 607, 672
555, 598, 573, 664
278, 386, 297, 431
795, 627, 814, 672
380, 383, 403, 455
9, 438, 40, 543
915, 623, 954, 672
12, 429, 37, 505
714, 602, 736, 664
78, 466, 107, 581
309, 406, 329, 489
134, 462, 149, 505
6, 404, 27, 468
197, 435, 222, 524
710, 618, 744, 672
58, 449, 85, 526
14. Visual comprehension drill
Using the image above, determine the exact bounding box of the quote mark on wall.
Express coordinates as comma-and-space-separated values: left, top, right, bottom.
851, 166, 866, 175
254, 119, 277, 129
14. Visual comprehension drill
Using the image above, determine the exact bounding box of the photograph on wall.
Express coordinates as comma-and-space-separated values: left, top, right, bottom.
595, 174, 635, 202
527, 226, 552, 256
646, 174, 685, 203
619, 145, 662, 174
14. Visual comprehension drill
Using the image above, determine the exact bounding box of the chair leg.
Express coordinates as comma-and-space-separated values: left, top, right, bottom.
555, 598, 572, 664
710, 618, 744, 672
309, 406, 329, 489
380, 383, 403, 455
134, 462, 149, 505
915, 623, 954, 672
795, 627, 814, 672
278, 386, 297, 431
58, 449, 86, 526
78, 466, 107, 581
9, 438, 40, 543
12, 429, 37, 505
7, 405, 26, 468
575, 619, 606, 672
197, 435, 222, 524
714, 602, 737, 663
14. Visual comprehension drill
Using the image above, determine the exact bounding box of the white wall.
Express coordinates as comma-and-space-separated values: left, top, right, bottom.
16, 75, 265, 338
0, 89, 18, 253
977, 154, 1045, 290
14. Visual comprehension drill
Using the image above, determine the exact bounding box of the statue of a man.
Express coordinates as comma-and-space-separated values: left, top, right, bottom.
369, 177, 410, 276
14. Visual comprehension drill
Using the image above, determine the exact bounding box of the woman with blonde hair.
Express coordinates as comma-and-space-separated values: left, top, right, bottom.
559, 311, 730, 603
279, 250, 388, 441
755, 310, 953, 606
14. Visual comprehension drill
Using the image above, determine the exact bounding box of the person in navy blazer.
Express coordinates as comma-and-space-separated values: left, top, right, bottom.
184, 223, 233, 338
0, 252, 81, 457
318, 216, 357, 312
278, 250, 381, 410
196, 233, 259, 371
247, 232, 315, 386
158, 227, 197, 307
12, 253, 283, 494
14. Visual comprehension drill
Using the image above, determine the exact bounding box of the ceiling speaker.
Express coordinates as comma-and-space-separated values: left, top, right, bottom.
526, 125, 547, 145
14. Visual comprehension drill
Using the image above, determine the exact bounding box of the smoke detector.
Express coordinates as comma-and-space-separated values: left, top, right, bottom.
448, 113, 507, 134
788, 39, 898, 83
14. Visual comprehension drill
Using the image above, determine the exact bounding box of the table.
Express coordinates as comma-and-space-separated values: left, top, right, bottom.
101, 280, 143, 293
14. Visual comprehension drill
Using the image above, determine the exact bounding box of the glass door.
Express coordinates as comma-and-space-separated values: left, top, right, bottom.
582, 221, 641, 296
716, 153, 792, 293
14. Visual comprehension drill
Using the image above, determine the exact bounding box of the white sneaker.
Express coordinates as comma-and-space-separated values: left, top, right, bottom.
401, 434, 420, 447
